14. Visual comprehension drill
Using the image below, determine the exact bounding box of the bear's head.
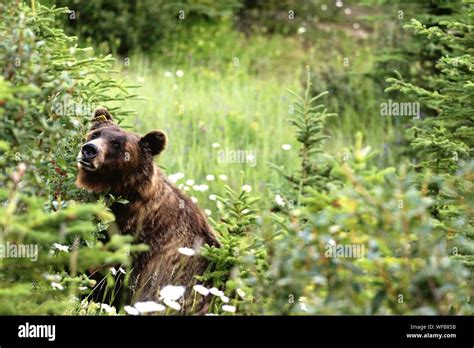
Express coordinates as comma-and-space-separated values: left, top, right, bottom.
76, 108, 167, 194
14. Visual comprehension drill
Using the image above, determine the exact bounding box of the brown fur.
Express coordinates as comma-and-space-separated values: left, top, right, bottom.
76, 108, 219, 313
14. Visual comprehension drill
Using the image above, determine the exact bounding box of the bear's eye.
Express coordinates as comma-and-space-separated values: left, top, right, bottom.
90, 131, 101, 140
111, 141, 121, 150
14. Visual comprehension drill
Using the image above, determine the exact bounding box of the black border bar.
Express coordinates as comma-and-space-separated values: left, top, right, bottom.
0, 315, 472, 346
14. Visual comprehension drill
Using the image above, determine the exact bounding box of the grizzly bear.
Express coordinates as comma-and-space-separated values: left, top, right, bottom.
76, 108, 220, 313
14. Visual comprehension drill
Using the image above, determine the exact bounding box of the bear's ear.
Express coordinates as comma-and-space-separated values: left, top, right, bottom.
91, 107, 114, 128
140, 130, 167, 156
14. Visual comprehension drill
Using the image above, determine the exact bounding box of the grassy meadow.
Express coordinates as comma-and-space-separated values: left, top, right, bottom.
117, 20, 396, 211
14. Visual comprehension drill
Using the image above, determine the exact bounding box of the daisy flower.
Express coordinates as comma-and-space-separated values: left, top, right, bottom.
222, 305, 236, 313
160, 285, 185, 301
134, 301, 165, 314
209, 287, 224, 297
193, 285, 209, 296
241, 185, 251, 192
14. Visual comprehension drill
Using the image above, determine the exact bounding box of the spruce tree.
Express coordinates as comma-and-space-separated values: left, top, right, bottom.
386, 4, 474, 268
270, 67, 337, 206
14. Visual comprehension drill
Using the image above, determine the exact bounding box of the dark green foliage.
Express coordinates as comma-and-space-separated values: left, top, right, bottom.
386, 10, 473, 173
386, 4, 474, 269
237, 0, 350, 35
53, 0, 243, 54
365, 0, 465, 91
0, 1, 143, 314
259, 72, 473, 314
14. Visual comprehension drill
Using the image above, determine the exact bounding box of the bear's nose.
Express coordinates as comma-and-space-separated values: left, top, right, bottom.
81, 143, 99, 159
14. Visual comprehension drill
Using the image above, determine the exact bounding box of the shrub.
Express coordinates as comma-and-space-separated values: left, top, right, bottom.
0, 1, 142, 314
258, 71, 473, 314
53, 0, 243, 54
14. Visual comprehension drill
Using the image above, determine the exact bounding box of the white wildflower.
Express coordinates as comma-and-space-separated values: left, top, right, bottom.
110, 267, 117, 276
281, 144, 292, 151
209, 287, 224, 297
191, 184, 209, 192
164, 298, 181, 311
191, 196, 198, 203
193, 284, 209, 296
51, 282, 64, 290
119, 267, 126, 274
221, 296, 230, 303
176, 70, 184, 77
160, 285, 185, 301
299, 297, 308, 312
222, 305, 236, 313
241, 185, 252, 193
275, 194, 285, 207
134, 301, 165, 314
101, 303, 114, 313
236, 288, 246, 299
168, 172, 185, 183
53, 243, 69, 252
212, 143, 220, 148
209, 194, 217, 201
164, 71, 173, 78
297, 26, 307, 34
124, 305, 139, 316
218, 174, 228, 181
186, 179, 195, 186
206, 174, 215, 181
205, 209, 212, 216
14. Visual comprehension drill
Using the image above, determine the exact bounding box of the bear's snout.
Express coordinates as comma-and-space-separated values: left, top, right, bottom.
81, 143, 99, 159
77, 139, 105, 172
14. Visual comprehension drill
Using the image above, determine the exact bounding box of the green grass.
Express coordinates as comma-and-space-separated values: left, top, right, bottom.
121, 63, 301, 211
113, 22, 398, 212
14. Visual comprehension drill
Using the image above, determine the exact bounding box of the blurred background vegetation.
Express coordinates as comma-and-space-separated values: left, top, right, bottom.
0, 0, 472, 315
